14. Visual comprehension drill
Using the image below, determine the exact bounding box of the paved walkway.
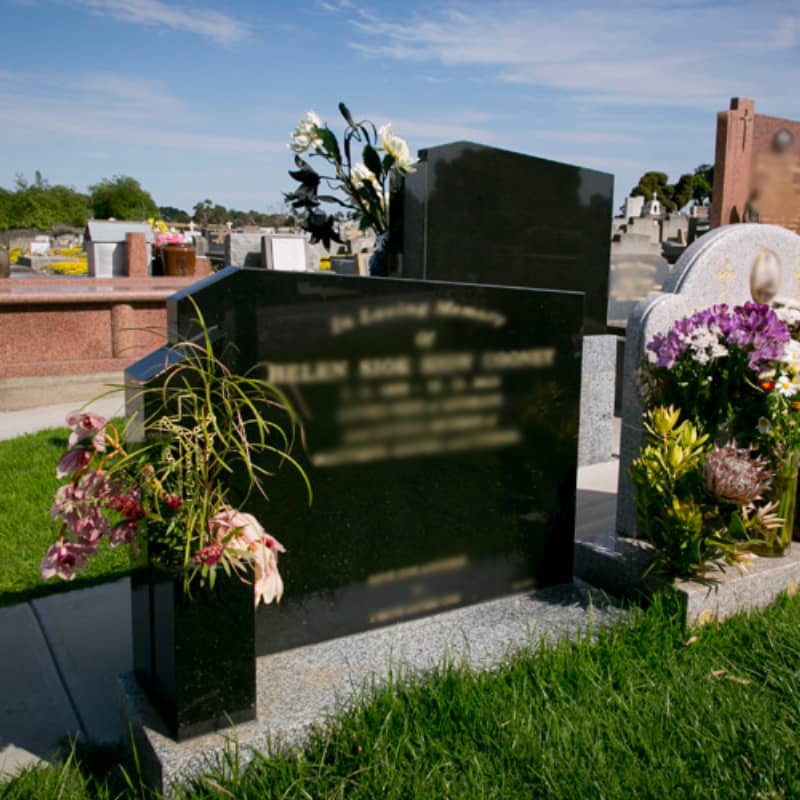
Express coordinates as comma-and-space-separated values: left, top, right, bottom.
0, 372, 125, 440
0, 395, 620, 782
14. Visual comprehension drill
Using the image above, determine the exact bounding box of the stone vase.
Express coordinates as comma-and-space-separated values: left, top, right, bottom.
131, 550, 256, 741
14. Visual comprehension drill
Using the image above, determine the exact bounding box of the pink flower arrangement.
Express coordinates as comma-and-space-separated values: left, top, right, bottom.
208, 509, 286, 604
153, 231, 186, 249
43, 410, 288, 606
41, 311, 309, 605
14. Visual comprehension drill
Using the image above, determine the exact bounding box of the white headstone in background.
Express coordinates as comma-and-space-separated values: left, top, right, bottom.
617, 223, 800, 537
268, 236, 306, 272
30, 237, 50, 256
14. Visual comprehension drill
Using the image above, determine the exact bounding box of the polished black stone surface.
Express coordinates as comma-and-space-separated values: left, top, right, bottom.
392, 141, 613, 334
131, 554, 256, 741
134, 267, 582, 656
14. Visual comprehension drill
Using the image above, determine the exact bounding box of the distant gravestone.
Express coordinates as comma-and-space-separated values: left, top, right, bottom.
617, 223, 800, 536
395, 140, 614, 334
261, 234, 306, 272
29, 237, 50, 257
225, 232, 262, 267
127, 267, 584, 655
204, 227, 226, 260
607, 254, 671, 329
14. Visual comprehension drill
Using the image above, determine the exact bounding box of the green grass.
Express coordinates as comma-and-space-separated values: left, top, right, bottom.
4, 593, 800, 799
0, 425, 131, 606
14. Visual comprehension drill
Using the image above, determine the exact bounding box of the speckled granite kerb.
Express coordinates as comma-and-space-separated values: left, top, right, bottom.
119, 582, 623, 795
575, 535, 800, 623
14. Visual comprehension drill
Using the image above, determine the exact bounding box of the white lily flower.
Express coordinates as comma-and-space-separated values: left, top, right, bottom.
379, 124, 417, 173
289, 111, 324, 153
351, 162, 380, 191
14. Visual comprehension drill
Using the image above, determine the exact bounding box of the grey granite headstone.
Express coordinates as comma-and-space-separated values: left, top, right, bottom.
578, 335, 618, 465
224, 232, 263, 268
617, 223, 800, 536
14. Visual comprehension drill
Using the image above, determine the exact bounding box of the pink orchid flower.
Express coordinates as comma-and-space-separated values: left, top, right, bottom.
71, 508, 108, 547
66, 411, 107, 452
109, 520, 138, 552
208, 509, 263, 547
40, 540, 91, 581
253, 543, 285, 606
208, 509, 286, 606
56, 446, 92, 479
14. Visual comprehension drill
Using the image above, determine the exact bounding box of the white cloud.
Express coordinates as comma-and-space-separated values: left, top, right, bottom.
358, 110, 500, 145
348, 1, 800, 111
0, 69, 283, 154
535, 130, 642, 146
74, 0, 250, 45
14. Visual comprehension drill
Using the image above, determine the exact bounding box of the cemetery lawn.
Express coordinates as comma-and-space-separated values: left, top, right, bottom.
5, 593, 800, 799
0, 425, 130, 607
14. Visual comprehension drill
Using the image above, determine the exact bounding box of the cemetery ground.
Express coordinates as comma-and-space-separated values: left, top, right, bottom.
2, 592, 800, 799
2, 423, 800, 799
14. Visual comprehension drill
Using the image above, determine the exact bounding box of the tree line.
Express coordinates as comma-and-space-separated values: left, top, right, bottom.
0, 173, 292, 231
630, 164, 714, 213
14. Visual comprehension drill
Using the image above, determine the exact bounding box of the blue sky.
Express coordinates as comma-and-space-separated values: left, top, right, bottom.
1, 0, 798, 215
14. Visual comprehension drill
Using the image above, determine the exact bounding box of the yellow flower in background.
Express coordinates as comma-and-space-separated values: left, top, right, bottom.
46, 259, 88, 276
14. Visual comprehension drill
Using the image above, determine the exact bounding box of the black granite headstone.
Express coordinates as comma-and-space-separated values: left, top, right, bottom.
393, 141, 613, 334
128, 267, 583, 655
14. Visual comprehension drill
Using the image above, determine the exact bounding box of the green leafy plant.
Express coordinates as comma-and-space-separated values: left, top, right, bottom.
630, 406, 729, 577
632, 406, 787, 576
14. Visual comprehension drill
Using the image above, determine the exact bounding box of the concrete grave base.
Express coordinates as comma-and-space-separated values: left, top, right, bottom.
575, 535, 800, 624
119, 582, 622, 795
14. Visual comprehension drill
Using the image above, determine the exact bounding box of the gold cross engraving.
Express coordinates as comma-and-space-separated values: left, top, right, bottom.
717, 259, 736, 303
741, 108, 752, 152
